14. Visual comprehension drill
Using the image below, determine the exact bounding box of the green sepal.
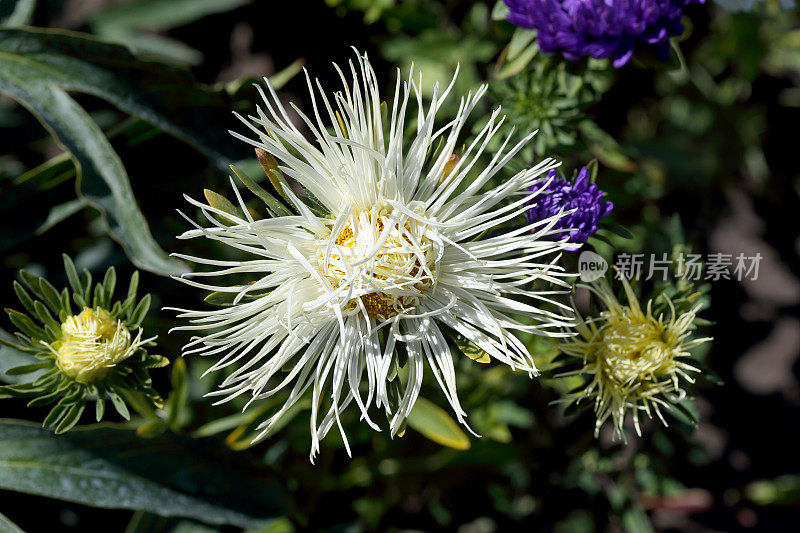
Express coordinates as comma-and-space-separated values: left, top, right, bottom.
95, 395, 106, 421
130, 365, 152, 387
254, 149, 294, 216
55, 400, 86, 434
137, 420, 166, 438
204, 289, 271, 306
230, 164, 292, 218
4, 362, 51, 376
43, 404, 69, 428
204, 291, 237, 306
128, 294, 151, 328
27, 389, 63, 407
6, 309, 46, 341
32, 369, 60, 387
59, 287, 72, 317
164, 358, 188, 430
141, 355, 170, 369
33, 300, 61, 333
204, 189, 244, 218
38, 278, 63, 315
12, 281, 36, 315
102, 267, 117, 309
63, 254, 83, 296
0, 383, 50, 397
0, 335, 36, 354
106, 389, 131, 420
57, 385, 87, 407
80, 269, 93, 303
444, 328, 491, 364
125, 270, 139, 306
19, 270, 45, 299
92, 284, 105, 310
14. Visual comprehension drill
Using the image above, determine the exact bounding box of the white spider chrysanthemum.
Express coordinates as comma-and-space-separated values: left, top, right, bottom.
171, 51, 577, 459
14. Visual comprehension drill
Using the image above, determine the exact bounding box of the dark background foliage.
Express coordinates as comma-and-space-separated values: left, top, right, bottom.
1, 0, 799, 532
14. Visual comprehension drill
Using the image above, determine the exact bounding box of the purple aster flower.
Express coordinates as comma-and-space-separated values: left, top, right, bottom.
527, 167, 613, 245
504, 0, 704, 67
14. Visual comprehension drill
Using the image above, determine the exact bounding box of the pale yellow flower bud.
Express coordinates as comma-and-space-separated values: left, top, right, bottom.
560, 278, 711, 438
53, 307, 139, 384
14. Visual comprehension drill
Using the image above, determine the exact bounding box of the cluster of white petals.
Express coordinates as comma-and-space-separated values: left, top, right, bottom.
171, 51, 576, 460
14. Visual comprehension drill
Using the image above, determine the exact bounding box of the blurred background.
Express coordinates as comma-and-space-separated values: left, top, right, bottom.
1, 0, 800, 531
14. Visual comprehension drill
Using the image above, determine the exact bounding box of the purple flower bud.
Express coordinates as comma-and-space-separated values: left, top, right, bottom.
527, 167, 613, 245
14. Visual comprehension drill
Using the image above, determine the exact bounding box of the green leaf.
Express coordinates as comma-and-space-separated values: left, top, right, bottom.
193, 410, 256, 438
0, 27, 272, 273
0, 27, 245, 168
95, 395, 106, 422
506, 28, 536, 62
37, 198, 90, 235
126, 270, 140, 302
621, 505, 655, 533
165, 358, 188, 430
0, 329, 39, 385
448, 331, 491, 364
125, 512, 221, 533
0, 82, 183, 275
406, 397, 471, 450
62, 254, 83, 297
745, 476, 800, 507
203, 189, 243, 219
4, 362, 51, 376
32, 301, 60, 333
18, 271, 43, 299
247, 516, 295, 533
5, 309, 45, 341
603, 222, 634, 240
490, 0, 510, 21
12, 282, 35, 316
91, 0, 252, 33
136, 420, 165, 438
95, 31, 204, 66
128, 294, 151, 328
92, 285, 106, 311
203, 289, 270, 306
230, 164, 292, 218
203, 291, 237, 306
37, 278, 61, 315
578, 120, 636, 172
255, 149, 294, 213
55, 399, 86, 434
263, 59, 305, 92
496, 41, 539, 80
667, 397, 699, 432
0, 421, 287, 529
107, 389, 131, 420
42, 403, 69, 427
102, 267, 117, 308
225, 400, 309, 451
0, 0, 36, 26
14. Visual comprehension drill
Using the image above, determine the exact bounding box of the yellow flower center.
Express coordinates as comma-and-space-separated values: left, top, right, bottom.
317, 205, 439, 320
596, 312, 673, 389
55, 307, 133, 383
